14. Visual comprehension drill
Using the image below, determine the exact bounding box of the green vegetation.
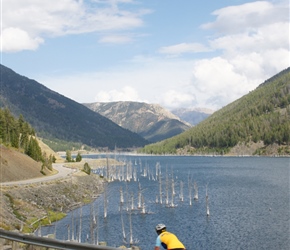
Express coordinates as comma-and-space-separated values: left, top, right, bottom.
65, 150, 73, 162
23, 210, 66, 233
0, 110, 29, 150
140, 68, 290, 155
76, 152, 82, 162
0, 108, 56, 169
4, 193, 26, 221
0, 108, 41, 159
42, 137, 92, 152
65, 150, 82, 162
83, 162, 91, 175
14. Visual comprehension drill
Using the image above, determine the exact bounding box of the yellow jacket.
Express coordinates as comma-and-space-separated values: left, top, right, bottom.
159, 231, 185, 249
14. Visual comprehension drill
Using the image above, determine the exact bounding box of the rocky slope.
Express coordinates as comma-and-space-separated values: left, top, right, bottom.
0, 171, 103, 231
83, 101, 191, 142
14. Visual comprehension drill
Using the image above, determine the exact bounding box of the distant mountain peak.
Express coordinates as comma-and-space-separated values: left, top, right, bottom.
83, 101, 191, 143
172, 107, 215, 114
171, 107, 213, 126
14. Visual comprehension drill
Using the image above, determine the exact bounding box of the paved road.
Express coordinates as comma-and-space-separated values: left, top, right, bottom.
0, 164, 76, 186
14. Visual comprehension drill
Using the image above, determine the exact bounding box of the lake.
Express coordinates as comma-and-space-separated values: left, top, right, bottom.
39, 155, 290, 250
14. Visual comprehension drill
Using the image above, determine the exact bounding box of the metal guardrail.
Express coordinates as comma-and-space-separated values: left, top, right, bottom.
0, 229, 119, 250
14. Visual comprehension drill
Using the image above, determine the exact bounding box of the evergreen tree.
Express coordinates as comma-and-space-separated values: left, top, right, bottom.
18, 115, 30, 150
26, 137, 43, 162
0, 108, 45, 160
66, 150, 73, 162
83, 162, 91, 175
76, 152, 82, 162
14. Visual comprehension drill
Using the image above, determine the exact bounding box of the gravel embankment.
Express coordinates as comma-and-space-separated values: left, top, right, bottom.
1, 173, 104, 231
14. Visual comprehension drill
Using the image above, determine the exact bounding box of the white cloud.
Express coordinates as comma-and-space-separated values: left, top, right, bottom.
1, 0, 150, 52
191, 57, 257, 109
98, 34, 133, 44
160, 90, 196, 109
1, 27, 44, 52
154, 0, 290, 109
95, 86, 140, 102
201, 1, 289, 34
210, 22, 289, 55
19, 1, 290, 111
93, 0, 136, 5
158, 43, 211, 56
164, 1, 289, 66
206, 17, 289, 79
36, 58, 194, 108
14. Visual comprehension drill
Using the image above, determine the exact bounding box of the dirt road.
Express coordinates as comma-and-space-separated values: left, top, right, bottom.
0, 164, 76, 186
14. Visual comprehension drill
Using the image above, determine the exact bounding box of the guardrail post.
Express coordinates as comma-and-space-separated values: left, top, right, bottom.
0, 238, 5, 247
12, 240, 19, 250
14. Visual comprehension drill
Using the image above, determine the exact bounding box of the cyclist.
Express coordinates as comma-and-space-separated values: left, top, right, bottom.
154, 224, 186, 250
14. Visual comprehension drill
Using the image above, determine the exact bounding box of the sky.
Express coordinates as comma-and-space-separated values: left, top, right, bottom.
1, 0, 289, 111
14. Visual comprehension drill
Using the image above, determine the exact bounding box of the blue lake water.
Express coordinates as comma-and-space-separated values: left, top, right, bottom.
39, 155, 290, 250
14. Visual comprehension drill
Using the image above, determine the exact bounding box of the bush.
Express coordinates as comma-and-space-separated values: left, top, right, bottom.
76, 152, 82, 162
83, 162, 91, 175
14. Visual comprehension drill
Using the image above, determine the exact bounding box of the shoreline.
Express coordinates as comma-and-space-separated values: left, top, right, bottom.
0, 172, 105, 233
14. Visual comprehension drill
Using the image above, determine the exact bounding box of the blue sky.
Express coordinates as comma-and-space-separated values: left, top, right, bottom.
1, 0, 289, 111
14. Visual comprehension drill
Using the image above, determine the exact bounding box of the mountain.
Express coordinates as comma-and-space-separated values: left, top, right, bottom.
141, 68, 290, 155
171, 107, 214, 125
0, 64, 148, 150
83, 101, 191, 143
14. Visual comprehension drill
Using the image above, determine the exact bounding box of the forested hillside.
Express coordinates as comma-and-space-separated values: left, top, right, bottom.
141, 68, 290, 155
0, 108, 55, 171
0, 64, 148, 151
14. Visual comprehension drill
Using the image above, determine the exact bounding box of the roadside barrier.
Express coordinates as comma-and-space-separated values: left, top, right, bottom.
0, 228, 119, 249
